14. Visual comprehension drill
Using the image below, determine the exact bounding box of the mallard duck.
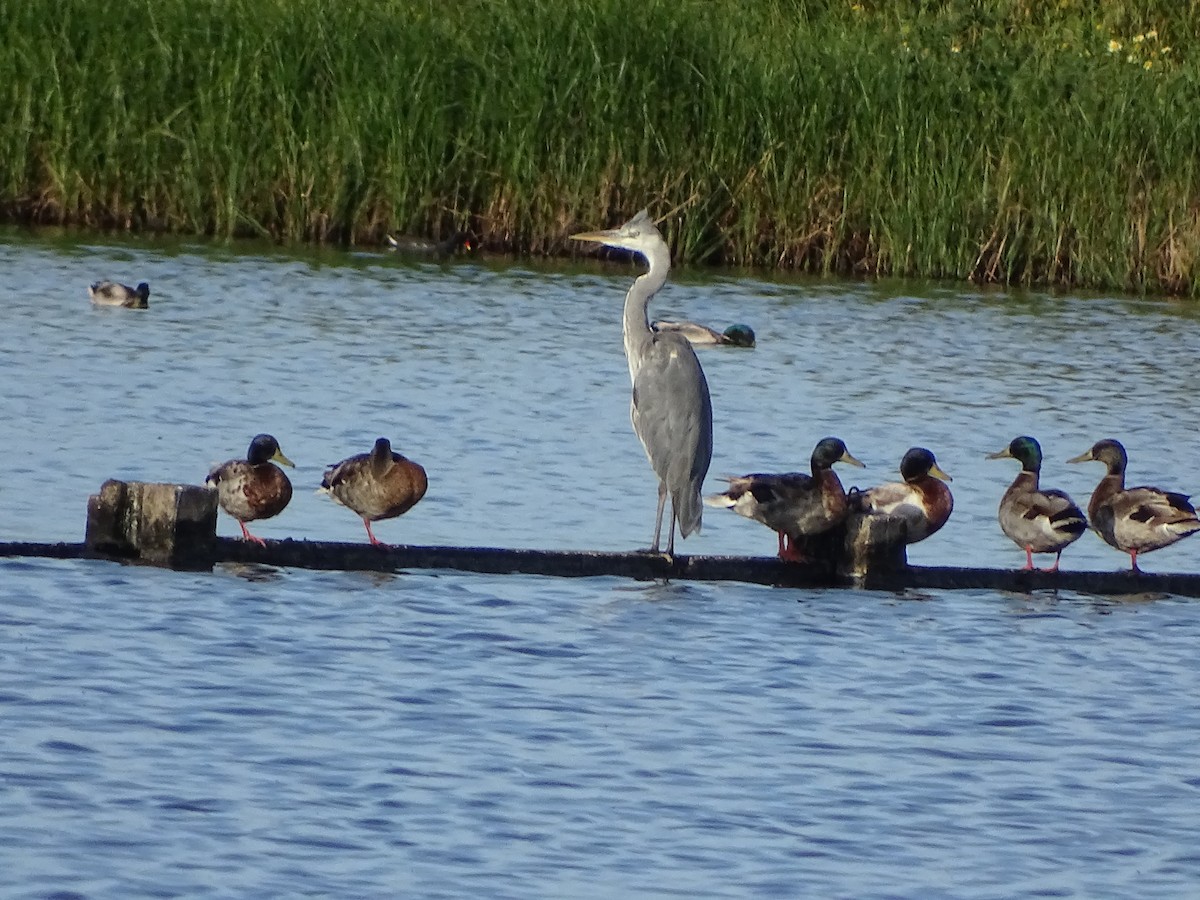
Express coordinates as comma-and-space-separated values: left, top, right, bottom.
205, 434, 294, 545
1066, 438, 1200, 571
706, 437, 864, 561
848, 447, 953, 544
319, 437, 428, 546
987, 435, 1086, 571
89, 280, 150, 308
651, 321, 756, 348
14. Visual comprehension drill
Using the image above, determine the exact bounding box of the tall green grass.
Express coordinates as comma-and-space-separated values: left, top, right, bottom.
2, 0, 1199, 292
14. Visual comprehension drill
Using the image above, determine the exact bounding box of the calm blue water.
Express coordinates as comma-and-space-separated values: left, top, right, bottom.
3, 229, 1200, 897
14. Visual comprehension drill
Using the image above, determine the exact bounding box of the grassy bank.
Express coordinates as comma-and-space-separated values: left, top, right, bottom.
3, 0, 1199, 293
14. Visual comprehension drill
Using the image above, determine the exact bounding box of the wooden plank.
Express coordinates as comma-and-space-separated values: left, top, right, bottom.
5, 539, 1200, 597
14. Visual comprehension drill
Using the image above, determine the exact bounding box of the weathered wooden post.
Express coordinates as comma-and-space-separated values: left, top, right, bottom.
840, 512, 908, 581
787, 512, 909, 584
85, 480, 218, 570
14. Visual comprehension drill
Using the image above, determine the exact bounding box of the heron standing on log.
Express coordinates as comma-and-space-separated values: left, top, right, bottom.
572, 209, 713, 556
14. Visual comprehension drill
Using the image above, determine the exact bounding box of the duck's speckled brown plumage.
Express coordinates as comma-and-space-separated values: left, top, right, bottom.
321, 437, 428, 546
1068, 438, 1200, 571
205, 434, 294, 544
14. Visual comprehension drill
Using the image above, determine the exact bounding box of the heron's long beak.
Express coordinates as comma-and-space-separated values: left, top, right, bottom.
985, 447, 1012, 460
1065, 450, 1093, 464
570, 227, 619, 244
841, 450, 866, 469
272, 448, 296, 468
928, 462, 952, 482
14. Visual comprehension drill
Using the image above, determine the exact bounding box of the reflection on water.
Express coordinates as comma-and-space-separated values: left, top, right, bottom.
3, 229, 1200, 897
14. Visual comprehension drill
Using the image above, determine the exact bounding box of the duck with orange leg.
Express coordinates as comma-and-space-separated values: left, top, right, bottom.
1067, 438, 1200, 572
848, 447, 954, 544
706, 437, 864, 561
320, 437, 428, 547
206, 434, 295, 545
987, 435, 1086, 572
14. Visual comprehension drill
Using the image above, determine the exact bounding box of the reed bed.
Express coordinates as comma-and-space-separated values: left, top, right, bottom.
3, 0, 1199, 292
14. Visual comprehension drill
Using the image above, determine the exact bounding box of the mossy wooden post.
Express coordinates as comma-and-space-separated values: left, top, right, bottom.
840, 513, 908, 581
788, 512, 908, 582
85, 480, 218, 570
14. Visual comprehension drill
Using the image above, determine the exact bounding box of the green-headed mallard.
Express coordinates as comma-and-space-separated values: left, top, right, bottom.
89, 280, 150, 309
706, 436, 864, 561
987, 435, 1086, 571
651, 321, 756, 348
205, 433, 294, 544
848, 447, 953, 544
319, 437, 428, 547
1067, 438, 1200, 571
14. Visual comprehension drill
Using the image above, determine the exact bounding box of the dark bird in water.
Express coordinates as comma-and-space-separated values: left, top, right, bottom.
1067, 438, 1200, 571
319, 437, 428, 547
571, 209, 713, 557
385, 231, 475, 257
706, 437, 864, 561
651, 321, 756, 348
205, 434, 295, 545
89, 280, 150, 308
848, 447, 953, 544
987, 435, 1086, 571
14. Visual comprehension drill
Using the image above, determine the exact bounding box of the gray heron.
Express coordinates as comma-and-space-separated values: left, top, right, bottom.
571, 209, 714, 556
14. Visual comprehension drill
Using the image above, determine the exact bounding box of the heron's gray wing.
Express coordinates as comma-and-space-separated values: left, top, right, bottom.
630, 334, 713, 491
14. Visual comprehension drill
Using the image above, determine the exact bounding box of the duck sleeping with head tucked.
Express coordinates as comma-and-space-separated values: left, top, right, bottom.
319, 437, 428, 547
205, 433, 295, 545
1067, 438, 1200, 571
651, 320, 755, 348
987, 435, 1086, 571
89, 280, 150, 308
848, 447, 953, 544
706, 436, 864, 561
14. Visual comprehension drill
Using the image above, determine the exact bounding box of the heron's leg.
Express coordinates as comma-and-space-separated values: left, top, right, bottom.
666, 503, 678, 557
650, 483, 667, 552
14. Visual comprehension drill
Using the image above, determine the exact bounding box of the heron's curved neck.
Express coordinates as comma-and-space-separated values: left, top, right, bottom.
622, 242, 671, 383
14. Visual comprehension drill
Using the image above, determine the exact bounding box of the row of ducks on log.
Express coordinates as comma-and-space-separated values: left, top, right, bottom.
208, 431, 1199, 571
85, 278, 757, 349
708, 434, 1199, 572
205, 435, 428, 547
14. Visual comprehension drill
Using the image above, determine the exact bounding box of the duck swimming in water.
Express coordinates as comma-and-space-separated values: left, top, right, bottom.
651, 321, 755, 348
848, 447, 953, 544
706, 437, 864, 561
1067, 438, 1200, 571
987, 435, 1086, 571
319, 437, 428, 547
205, 434, 295, 545
89, 280, 150, 308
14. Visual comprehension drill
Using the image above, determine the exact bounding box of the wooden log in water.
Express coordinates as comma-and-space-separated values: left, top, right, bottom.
0, 480, 1183, 596
6, 537, 1200, 597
